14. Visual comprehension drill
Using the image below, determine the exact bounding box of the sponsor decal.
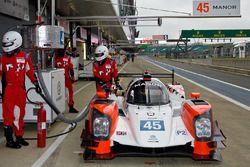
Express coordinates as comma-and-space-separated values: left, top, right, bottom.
147, 112, 155, 117
176, 129, 187, 136
106, 64, 111, 69
116, 131, 127, 135
106, 68, 111, 75
99, 70, 104, 76
56, 81, 63, 101
134, 82, 162, 88
6, 64, 13, 71
57, 81, 61, 96
17, 58, 25, 63
56, 96, 62, 101
60, 31, 64, 45
147, 135, 159, 143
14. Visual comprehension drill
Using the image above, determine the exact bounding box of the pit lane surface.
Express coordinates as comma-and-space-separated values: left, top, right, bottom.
151, 57, 250, 89
145, 56, 250, 111
0, 56, 250, 167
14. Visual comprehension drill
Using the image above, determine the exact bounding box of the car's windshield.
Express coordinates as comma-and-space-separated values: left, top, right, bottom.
127, 79, 169, 105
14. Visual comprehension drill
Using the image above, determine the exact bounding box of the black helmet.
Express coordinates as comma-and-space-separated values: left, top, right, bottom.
56, 49, 65, 57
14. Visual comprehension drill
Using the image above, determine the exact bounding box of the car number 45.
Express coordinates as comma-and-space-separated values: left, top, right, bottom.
140, 120, 165, 131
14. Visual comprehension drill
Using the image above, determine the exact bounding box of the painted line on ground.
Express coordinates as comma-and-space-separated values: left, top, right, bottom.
145, 58, 250, 112
0, 137, 5, 144
31, 81, 93, 167
119, 61, 129, 73
31, 106, 88, 167
73, 82, 94, 95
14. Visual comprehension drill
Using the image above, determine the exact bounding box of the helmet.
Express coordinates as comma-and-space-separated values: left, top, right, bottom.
94, 45, 109, 61
2, 31, 22, 54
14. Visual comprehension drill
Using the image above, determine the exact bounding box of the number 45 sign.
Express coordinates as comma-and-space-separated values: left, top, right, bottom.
193, 0, 241, 16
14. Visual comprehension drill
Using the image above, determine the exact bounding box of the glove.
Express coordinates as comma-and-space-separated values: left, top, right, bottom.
69, 69, 74, 78
71, 77, 75, 83
34, 81, 42, 94
115, 78, 122, 90
69, 69, 75, 82
102, 84, 111, 93
116, 82, 122, 90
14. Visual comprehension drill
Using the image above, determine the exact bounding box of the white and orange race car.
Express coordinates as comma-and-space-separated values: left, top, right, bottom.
80, 71, 226, 161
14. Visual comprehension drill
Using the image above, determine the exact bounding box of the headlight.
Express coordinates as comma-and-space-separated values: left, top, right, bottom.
195, 117, 212, 139
93, 117, 110, 138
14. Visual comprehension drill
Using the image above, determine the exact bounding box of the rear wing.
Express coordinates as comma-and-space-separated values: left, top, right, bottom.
118, 69, 175, 85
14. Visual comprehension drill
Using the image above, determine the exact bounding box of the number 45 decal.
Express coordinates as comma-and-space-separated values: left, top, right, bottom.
197, 2, 209, 13
140, 120, 165, 131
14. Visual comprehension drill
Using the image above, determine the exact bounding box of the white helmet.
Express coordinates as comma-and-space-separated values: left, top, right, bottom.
94, 45, 109, 61
2, 31, 23, 53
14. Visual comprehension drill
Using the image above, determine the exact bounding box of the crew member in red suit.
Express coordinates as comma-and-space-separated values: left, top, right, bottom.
93, 45, 120, 95
0, 31, 41, 149
55, 49, 78, 113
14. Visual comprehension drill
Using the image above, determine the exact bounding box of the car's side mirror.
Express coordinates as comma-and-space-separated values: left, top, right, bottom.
190, 92, 200, 99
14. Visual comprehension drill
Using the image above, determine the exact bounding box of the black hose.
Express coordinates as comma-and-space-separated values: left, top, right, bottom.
26, 88, 79, 139
26, 87, 40, 105
23, 122, 77, 140
27, 70, 93, 124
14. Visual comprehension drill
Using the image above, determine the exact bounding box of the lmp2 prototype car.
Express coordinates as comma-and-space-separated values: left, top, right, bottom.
81, 71, 226, 161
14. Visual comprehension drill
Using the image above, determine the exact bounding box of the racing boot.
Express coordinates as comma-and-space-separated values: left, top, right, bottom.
69, 105, 79, 113
4, 126, 21, 149
16, 136, 29, 146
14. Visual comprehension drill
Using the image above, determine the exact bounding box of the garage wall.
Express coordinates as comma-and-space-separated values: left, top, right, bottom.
0, 0, 36, 53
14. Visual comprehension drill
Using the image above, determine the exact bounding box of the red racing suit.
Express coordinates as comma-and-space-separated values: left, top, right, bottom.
55, 54, 74, 106
93, 58, 118, 92
0, 51, 38, 136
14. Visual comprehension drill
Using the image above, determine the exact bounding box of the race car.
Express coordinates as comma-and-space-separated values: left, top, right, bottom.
80, 71, 226, 161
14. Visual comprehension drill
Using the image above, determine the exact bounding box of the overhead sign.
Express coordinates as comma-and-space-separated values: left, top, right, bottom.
136, 37, 159, 44
0, 0, 29, 21
181, 29, 250, 38
152, 35, 168, 41
139, 44, 150, 49
193, 0, 240, 16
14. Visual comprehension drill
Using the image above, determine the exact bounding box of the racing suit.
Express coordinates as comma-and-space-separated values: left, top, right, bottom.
0, 51, 38, 137
93, 58, 118, 92
55, 54, 74, 107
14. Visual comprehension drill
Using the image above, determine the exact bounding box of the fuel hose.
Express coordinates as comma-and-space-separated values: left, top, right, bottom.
36, 68, 92, 124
